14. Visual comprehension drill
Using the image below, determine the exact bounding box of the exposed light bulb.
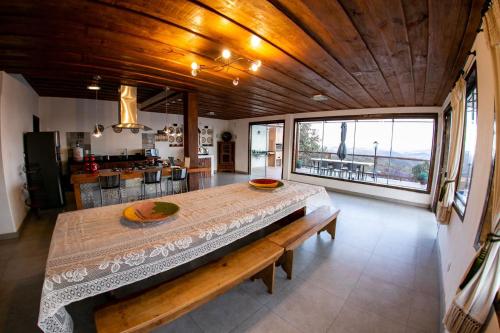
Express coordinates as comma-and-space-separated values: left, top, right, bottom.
255, 60, 262, 67
233, 77, 239, 86
250, 63, 259, 72
191, 69, 198, 77
191, 62, 199, 70
222, 49, 231, 59
250, 35, 261, 48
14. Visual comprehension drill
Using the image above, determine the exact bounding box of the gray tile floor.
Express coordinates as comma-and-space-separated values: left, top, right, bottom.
0, 173, 441, 333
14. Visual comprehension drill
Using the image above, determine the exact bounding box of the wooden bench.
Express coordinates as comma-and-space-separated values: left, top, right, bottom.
94, 238, 283, 333
266, 205, 340, 279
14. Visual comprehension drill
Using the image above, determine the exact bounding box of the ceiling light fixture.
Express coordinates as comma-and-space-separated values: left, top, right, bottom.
190, 49, 261, 86
162, 87, 174, 135
87, 75, 101, 90
91, 83, 104, 138
250, 35, 261, 48
311, 94, 328, 101
222, 49, 231, 59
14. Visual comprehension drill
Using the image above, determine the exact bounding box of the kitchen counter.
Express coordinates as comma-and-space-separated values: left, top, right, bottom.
71, 166, 210, 210
197, 154, 215, 175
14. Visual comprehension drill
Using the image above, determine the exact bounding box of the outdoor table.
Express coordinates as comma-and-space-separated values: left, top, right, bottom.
310, 158, 374, 179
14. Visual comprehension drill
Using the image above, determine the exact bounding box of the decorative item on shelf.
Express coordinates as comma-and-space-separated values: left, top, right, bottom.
83, 155, 99, 174
90, 154, 99, 173
190, 49, 261, 86
155, 123, 183, 147
221, 131, 232, 142
199, 125, 214, 147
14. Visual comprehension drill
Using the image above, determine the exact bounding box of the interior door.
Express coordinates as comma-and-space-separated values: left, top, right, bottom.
250, 124, 268, 178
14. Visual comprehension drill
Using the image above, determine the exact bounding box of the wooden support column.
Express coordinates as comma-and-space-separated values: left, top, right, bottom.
183, 92, 199, 190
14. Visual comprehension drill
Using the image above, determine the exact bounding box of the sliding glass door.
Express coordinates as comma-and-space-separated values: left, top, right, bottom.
249, 122, 284, 179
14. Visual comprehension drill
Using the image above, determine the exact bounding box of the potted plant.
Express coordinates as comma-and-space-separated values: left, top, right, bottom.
296, 160, 303, 169
417, 171, 429, 185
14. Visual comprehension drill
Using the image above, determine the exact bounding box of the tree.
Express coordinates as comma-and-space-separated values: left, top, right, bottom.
296, 123, 321, 168
299, 123, 321, 152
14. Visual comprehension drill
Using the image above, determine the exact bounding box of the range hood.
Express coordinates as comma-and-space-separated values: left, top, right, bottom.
112, 85, 152, 131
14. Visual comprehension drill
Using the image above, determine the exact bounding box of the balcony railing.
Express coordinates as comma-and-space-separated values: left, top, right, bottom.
294, 151, 431, 191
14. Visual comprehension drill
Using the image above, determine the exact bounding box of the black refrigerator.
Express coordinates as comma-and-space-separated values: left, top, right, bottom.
24, 132, 64, 209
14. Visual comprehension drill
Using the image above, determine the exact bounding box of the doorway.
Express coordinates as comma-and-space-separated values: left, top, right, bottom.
249, 121, 285, 179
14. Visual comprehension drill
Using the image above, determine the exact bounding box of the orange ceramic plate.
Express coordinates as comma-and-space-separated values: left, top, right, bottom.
123, 201, 179, 223
249, 178, 279, 188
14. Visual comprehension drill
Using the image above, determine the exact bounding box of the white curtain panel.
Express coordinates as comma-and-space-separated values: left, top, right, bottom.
488, 0, 500, 234
436, 77, 466, 223
444, 2, 500, 332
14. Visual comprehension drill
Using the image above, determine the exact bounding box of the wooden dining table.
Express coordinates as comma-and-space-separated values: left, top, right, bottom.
38, 181, 329, 333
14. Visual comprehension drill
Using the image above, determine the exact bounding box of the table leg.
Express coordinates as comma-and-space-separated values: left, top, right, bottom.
73, 183, 83, 210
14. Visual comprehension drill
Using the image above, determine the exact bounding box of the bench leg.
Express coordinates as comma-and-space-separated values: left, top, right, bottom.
317, 218, 337, 239
261, 263, 275, 294
325, 218, 337, 239
282, 250, 294, 280
250, 263, 276, 294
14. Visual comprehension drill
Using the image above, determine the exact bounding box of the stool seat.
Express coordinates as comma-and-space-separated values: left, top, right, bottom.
98, 174, 122, 206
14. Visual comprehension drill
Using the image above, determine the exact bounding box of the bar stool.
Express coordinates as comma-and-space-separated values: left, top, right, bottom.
198, 167, 211, 189
98, 173, 122, 206
142, 169, 162, 199
169, 167, 188, 194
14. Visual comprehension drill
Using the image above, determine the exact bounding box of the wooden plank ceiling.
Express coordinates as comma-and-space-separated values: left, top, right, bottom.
0, 0, 484, 119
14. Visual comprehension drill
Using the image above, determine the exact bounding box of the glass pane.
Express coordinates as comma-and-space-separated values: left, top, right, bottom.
389, 118, 434, 189
354, 119, 393, 158
387, 158, 430, 190
354, 119, 392, 184
250, 124, 268, 177
295, 121, 323, 175
266, 123, 284, 179
456, 84, 478, 209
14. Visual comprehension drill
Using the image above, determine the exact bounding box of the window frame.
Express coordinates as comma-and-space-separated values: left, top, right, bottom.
453, 65, 478, 220
291, 113, 439, 194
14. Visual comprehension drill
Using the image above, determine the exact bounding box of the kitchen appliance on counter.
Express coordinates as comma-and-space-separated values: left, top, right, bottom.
143, 148, 159, 157
24, 132, 64, 209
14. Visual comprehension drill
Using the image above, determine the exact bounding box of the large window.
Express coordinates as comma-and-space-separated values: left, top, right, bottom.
293, 115, 437, 192
454, 67, 478, 216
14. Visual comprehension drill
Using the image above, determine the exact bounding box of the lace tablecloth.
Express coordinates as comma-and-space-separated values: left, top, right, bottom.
38, 181, 329, 332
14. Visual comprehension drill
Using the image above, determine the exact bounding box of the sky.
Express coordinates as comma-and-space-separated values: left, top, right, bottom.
301, 118, 435, 157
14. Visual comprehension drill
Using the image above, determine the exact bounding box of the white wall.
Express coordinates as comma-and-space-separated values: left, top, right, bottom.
38, 97, 228, 168
229, 107, 441, 206
437, 30, 498, 324
0, 72, 39, 235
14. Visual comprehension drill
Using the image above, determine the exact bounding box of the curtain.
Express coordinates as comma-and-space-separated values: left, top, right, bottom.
436, 77, 466, 223
444, 2, 500, 332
